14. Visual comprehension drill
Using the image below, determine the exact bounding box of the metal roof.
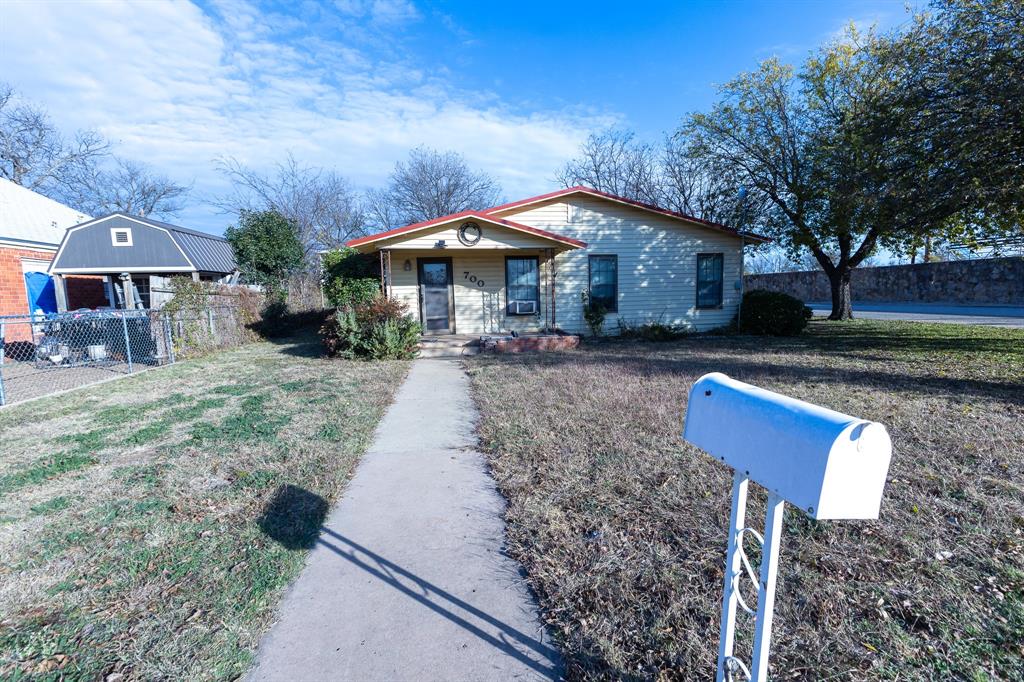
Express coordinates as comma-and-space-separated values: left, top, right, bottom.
112, 214, 237, 273
0, 178, 91, 247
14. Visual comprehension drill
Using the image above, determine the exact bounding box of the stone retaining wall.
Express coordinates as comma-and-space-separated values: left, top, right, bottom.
744, 257, 1023, 305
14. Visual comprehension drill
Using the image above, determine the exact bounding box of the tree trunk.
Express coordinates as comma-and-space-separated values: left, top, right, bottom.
827, 267, 853, 320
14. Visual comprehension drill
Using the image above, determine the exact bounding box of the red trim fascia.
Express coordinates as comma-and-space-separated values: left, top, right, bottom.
485, 185, 771, 243
345, 211, 587, 249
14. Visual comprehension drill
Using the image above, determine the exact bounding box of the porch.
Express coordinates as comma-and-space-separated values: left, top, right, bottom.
348, 212, 587, 336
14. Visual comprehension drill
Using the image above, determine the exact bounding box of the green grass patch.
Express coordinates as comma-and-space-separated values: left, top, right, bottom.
0, 454, 98, 495
0, 332, 408, 680
29, 496, 73, 516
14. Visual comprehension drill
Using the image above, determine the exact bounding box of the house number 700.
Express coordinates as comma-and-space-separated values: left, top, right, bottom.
463, 271, 485, 287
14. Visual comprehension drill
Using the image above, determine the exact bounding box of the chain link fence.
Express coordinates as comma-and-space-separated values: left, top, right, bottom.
0, 306, 254, 407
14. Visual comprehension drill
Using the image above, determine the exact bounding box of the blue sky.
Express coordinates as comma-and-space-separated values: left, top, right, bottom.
1, 0, 916, 234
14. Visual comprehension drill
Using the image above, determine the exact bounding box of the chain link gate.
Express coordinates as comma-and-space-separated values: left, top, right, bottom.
0, 306, 245, 406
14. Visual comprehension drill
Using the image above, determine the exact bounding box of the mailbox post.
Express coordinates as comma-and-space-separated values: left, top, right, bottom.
683, 373, 892, 681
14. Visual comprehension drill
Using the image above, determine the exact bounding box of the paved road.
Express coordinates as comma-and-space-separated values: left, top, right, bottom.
807, 302, 1024, 328
248, 359, 560, 682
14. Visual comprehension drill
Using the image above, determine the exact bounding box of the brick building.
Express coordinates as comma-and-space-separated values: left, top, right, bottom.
1, 180, 93, 343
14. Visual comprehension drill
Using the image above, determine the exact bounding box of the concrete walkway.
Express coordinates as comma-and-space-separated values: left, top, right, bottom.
248, 359, 561, 682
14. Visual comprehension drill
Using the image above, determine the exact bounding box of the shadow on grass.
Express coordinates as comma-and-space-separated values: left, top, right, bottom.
257, 484, 330, 550
484, 325, 1023, 404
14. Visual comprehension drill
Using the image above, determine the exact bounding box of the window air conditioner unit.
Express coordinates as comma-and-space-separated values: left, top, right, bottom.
512, 300, 537, 314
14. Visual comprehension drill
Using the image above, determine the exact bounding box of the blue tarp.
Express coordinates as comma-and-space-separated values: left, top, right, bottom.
24, 271, 58, 314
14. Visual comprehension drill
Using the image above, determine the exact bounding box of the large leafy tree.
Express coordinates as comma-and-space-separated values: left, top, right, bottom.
225, 210, 304, 300
688, 2, 1024, 319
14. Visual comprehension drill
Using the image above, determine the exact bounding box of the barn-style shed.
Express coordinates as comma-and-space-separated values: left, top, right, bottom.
48, 213, 239, 310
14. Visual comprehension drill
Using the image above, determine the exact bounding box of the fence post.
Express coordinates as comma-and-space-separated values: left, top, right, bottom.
163, 313, 175, 365
0, 321, 5, 365
121, 311, 134, 374
207, 308, 216, 343
0, 361, 6, 406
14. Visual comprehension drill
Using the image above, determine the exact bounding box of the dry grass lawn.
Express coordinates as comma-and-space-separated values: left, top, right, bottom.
0, 332, 407, 680
467, 319, 1024, 681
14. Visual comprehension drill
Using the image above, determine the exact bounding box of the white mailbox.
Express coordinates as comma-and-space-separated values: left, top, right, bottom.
684, 372, 892, 520
682, 372, 893, 682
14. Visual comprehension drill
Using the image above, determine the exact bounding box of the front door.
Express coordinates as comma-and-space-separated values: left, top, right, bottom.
417, 258, 455, 334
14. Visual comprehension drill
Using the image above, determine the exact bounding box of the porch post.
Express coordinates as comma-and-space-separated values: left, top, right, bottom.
386, 250, 393, 299
379, 250, 387, 298
550, 249, 557, 330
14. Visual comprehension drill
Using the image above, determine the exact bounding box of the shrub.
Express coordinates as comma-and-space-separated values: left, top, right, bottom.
320, 296, 421, 360
253, 301, 329, 339
581, 291, 607, 337
322, 247, 380, 308
740, 289, 812, 336
617, 318, 690, 341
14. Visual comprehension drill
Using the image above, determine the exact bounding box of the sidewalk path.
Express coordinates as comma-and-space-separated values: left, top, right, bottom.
248, 359, 561, 682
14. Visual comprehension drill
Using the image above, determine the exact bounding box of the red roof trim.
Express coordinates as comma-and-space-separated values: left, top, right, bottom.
345, 211, 587, 249
485, 185, 771, 243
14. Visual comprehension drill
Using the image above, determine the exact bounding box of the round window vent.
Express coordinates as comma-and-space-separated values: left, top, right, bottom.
457, 221, 482, 246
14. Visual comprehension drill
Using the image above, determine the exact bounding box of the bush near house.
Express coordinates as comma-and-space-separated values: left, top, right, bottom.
322, 247, 380, 308
740, 289, 812, 336
320, 296, 420, 360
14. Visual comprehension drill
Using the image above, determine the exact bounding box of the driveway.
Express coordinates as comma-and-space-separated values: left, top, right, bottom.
807, 302, 1024, 328
248, 358, 561, 681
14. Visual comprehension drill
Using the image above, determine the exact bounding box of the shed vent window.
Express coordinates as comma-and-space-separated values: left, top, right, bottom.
696, 253, 724, 308
111, 228, 133, 246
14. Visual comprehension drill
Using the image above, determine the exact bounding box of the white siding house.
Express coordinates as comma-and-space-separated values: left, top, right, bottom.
347, 187, 768, 336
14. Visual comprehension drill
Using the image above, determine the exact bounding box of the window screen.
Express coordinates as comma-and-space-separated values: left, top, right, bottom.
696, 253, 724, 308
505, 257, 539, 315
588, 255, 618, 312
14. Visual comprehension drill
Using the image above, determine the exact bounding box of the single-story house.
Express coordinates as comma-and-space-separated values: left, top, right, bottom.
346, 186, 769, 336
0, 178, 94, 319
48, 213, 239, 311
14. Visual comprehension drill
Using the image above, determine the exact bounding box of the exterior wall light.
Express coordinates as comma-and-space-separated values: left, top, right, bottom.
403, 259, 412, 271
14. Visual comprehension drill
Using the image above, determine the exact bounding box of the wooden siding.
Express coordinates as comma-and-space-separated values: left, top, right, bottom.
503, 197, 745, 334
389, 251, 550, 335
374, 222, 561, 250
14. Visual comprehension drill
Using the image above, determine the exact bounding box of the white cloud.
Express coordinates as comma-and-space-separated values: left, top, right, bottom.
0, 0, 613, 232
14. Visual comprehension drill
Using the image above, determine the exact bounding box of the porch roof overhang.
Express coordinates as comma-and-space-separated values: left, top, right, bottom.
345, 211, 587, 252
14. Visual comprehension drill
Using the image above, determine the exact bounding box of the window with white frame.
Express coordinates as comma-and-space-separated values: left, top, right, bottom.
110, 228, 133, 246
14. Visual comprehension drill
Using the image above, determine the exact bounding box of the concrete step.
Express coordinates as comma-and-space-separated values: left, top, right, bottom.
417, 336, 480, 358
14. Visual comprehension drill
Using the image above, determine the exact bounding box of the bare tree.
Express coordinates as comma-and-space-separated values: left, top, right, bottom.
556, 127, 769, 231
0, 83, 108, 191
214, 153, 365, 256
368, 147, 502, 229
745, 247, 800, 274
555, 129, 662, 205
57, 157, 190, 218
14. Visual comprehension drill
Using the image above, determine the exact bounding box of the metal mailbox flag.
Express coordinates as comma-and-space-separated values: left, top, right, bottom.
683, 372, 893, 681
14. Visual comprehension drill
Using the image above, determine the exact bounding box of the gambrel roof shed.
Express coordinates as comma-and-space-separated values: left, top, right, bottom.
49, 213, 237, 275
